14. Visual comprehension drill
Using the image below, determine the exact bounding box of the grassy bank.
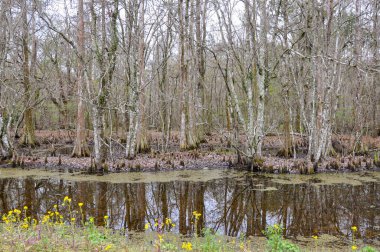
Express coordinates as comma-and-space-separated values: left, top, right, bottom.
0, 196, 378, 251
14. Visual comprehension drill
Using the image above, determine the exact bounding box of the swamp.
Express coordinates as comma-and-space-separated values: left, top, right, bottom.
0, 168, 379, 251
0, 0, 380, 251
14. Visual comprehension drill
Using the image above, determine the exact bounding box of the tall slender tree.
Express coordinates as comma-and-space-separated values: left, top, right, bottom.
72, 0, 90, 157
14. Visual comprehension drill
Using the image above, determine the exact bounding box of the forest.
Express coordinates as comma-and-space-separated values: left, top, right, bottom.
0, 0, 379, 174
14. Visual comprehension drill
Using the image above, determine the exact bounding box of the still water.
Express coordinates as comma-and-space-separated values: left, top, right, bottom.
0, 169, 378, 242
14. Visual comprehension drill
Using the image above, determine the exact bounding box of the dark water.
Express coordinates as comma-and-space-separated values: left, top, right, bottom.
0, 171, 379, 242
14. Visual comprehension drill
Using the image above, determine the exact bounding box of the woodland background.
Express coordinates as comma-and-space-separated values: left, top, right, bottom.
0, 0, 379, 171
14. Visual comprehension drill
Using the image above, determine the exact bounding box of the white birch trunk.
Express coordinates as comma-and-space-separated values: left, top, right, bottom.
0, 113, 11, 158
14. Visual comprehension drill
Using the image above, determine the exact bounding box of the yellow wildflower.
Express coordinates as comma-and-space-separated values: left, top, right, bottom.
158, 234, 164, 243
23, 206, 28, 210
312, 235, 318, 240
104, 244, 112, 251
239, 242, 245, 250
42, 215, 50, 224
274, 224, 279, 230
53, 204, 57, 209
352, 245, 358, 251
63, 196, 71, 204
21, 223, 29, 229
104, 215, 109, 220
192, 211, 201, 220
71, 217, 76, 222
182, 242, 193, 251
144, 223, 150, 230
351, 226, 358, 232
78, 202, 84, 207
165, 218, 172, 226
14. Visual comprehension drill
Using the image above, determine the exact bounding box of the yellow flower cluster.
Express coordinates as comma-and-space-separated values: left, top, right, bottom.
148, 217, 176, 232
63, 196, 72, 205
1, 207, 38, 231
182, 241, 193, 251
157, 234, 164, 243
41, 210, 64, 225
144, 223, 150, 230
165, 218, 175, 228
192, 211, 201, 220
2, 208, 23, 224
13, 209, 21, 215
0, 197, 122, 251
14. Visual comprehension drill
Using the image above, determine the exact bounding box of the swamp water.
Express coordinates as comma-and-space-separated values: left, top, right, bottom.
0, 168, 379, 246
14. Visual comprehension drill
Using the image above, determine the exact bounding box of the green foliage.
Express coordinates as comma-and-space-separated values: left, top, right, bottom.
161, 241, 178, 251
263, 224, 300, 252
85, 217, 107, 245
361, 246, 379, 252
198, 228, 222, 252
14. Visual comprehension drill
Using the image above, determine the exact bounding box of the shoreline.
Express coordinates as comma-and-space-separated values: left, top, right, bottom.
1, 130, 379, 174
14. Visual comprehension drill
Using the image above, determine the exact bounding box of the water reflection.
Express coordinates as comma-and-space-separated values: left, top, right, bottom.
0, 174, 378, 241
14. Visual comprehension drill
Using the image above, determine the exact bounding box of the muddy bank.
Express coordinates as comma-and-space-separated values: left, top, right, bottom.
3, 150, 379, 175
2, 130, 379, 174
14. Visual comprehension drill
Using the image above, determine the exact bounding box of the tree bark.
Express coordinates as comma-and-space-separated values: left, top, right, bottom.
72, 0, 90, 157
21, 0, 36, 147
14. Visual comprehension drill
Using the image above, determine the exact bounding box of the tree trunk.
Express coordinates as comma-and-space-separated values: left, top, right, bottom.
72, 0, 90, 157
126, 0, 144, 159
179, 0, 196, 150
0, 111, 11, 159
21, 0, 36, 147
136, 0, 150, 154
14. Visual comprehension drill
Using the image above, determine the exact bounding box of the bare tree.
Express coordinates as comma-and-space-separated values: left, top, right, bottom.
72, 0, 90, 157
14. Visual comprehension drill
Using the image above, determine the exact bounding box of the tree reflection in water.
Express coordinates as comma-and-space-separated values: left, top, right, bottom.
0, 175, 378, 241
